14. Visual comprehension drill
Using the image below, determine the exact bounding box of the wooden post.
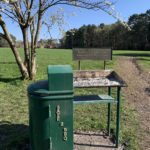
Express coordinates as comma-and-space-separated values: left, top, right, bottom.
78, 60, 81, 70
104, 61, 106, 70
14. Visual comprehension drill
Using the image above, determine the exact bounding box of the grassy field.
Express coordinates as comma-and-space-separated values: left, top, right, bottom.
0, 48, 149, 149
113, 50, 150, 71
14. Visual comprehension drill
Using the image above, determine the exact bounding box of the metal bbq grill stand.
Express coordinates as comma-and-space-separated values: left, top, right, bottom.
107, 87, 111, 136
116, 86, 121, 148
107, 86, 121, 147
73, 70, 127, 148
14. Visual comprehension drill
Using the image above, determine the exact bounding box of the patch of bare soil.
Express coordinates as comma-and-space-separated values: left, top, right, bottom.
116, 57, 150, 150
74, 131, 123, 150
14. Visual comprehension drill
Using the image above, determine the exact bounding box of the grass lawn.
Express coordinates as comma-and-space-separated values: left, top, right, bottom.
0, 48, 149, 149
113, 50, 150, 71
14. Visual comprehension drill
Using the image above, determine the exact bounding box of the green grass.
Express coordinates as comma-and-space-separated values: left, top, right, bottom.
113, 50, 150, 71
0, 48, 149, 149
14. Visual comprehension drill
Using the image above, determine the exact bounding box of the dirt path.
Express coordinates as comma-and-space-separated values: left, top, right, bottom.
116, 57, 150, 150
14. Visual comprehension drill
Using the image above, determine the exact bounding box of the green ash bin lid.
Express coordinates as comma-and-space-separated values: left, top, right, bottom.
48, 65, 73, 93
28, 65, 73, 97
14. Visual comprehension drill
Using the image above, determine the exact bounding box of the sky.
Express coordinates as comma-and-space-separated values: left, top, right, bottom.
1, 0, 150, 40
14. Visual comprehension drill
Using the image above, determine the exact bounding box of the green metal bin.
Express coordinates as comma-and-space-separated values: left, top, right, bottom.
27, 65, 73, 150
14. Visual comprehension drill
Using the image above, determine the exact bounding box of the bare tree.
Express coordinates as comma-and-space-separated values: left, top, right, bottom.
0, 0, 125, 80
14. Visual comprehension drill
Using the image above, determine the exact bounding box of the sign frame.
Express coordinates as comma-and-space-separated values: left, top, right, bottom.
73, 48, 112, 61
72, 48, 112, 70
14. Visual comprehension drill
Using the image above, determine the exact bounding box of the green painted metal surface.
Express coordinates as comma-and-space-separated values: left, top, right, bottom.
107, 87, 112, 136
48, 65, 73, 92
28, 65, 73, 150
74, 94, 116, 105
116, 87, 121, 148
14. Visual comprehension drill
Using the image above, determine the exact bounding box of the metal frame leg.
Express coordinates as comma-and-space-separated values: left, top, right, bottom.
116, 87, 121, 148
107, 87, 111, 136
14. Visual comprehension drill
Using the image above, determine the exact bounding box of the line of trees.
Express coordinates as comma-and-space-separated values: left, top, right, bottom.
37, 39, 60, 49
61, 9, 150, 50
0, 34, 16, 47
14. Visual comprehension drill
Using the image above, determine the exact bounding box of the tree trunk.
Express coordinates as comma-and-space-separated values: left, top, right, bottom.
9, 43, 29, 79
22, 27, 31, 76
29, 11, 43, 80
31, 48, 36, 80
0, 18, 29, 79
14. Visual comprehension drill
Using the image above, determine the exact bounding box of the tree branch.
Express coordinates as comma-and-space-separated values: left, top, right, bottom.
0, 14, 28, 79
0, 32, 6, 39
1, 10, 19, 23
26, 0, 34, 26
41, 0, 112, 12
34, 0, 43, 47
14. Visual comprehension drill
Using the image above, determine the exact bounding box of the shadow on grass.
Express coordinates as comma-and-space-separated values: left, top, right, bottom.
0, 62, 16, 64
137, 58, 150, 61
0, 77, 22, 83
114, 53, 150, 58
0, 121, 29, 150
74, 142, 116, 148
74, 131, 104, 137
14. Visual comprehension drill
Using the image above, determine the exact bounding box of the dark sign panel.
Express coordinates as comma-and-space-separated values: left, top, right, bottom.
73, 48, 112, 60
